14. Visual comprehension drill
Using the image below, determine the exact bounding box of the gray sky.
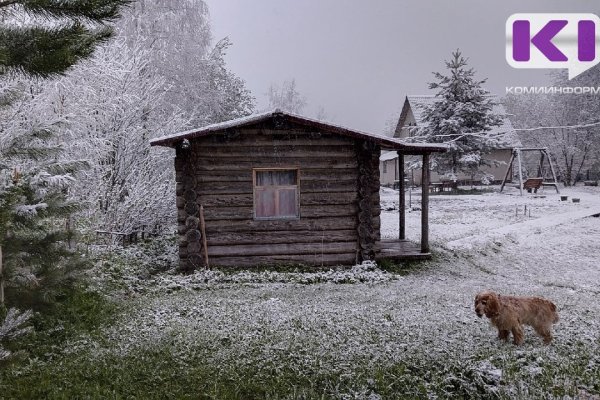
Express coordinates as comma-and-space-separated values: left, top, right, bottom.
207, 0, 596, 133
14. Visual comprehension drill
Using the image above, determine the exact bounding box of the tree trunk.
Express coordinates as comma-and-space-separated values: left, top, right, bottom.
0, 245, 4, 307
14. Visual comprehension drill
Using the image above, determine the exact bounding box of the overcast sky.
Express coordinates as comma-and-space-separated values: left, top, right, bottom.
207, 0, 597, 133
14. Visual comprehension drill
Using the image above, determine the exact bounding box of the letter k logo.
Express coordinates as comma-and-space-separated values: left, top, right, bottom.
513, 20, 568, 62
506, 14, 600, 79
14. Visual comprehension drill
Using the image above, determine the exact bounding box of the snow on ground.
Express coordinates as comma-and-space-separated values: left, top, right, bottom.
60, 186, 600, 397
380, 184, 600, 246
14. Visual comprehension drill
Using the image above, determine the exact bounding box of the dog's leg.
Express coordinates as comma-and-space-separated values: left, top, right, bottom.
512, 326, 524, 345
534, 324, 553, 344
498, 329, 510, 342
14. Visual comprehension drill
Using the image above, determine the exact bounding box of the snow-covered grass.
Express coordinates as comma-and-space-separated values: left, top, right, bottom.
2, 186, 599, 399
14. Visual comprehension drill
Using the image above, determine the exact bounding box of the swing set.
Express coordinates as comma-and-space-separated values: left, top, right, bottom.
500, 148, 560, 195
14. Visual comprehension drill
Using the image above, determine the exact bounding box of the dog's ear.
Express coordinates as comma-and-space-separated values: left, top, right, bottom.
485, 293, 499, 318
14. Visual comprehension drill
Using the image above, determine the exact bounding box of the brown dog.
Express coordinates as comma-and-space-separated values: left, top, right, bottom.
474, 291, 559, 345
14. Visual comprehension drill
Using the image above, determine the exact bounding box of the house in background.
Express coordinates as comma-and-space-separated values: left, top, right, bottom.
151, 110, 446, 269
380, 95, 522, 186
380, 150, 399, 186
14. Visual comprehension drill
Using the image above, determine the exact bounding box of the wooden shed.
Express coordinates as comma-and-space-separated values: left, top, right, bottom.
150, 110, 446, 269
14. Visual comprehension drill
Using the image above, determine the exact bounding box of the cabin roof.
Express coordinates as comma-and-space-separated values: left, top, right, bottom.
393, 95, 522, 148
150, 109, 447, 153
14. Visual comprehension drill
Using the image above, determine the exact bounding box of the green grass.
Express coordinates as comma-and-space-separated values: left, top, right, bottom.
2, 340, 598, 399
1, 242, 599, 399
377, 258, 433, 275
2, 287, 118, 364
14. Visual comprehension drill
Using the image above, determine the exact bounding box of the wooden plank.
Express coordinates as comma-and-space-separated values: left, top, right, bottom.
398, 153, 405, 240
193, 130, 353, 146
197, 192, 358, 208
196, 138, 354, 148
209, 253, 358, 267
196, 180, 357, 195
196, 182, 253, 195
195, 169, 357, 183
206, 229, 357, 246
376, 240, 432, 261
205, 216, 360, 233
421, 154, 430, 254
198, 194, 253, 207
194, 145, 356, 158
193, 159, 358, 171
207, 241, 358, 257
301, 180, 357, 192
203, 204, 359, 221
301, 192, 357, 205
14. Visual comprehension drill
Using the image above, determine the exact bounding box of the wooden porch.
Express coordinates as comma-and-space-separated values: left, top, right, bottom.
376, 239, 432, 261
375, 150, 434, 261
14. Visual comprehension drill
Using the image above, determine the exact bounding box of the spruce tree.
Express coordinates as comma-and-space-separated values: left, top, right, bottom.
0, 0, 130, 314
1, 0, 132, 77
416, 50, 503, 183
1, 81, 89, 311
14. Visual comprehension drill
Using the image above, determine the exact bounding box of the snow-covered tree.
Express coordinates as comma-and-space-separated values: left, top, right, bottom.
2, 0, 255, 246
0, 0, 129, 314
0, 308, 32, 361
55, 38, 188, 234
0, 79, 87, 310
48, 1, 254, 234
383, 110, 401, 137
204, 38, 256, 123
117, 0, 254, 126
267, 79, 307, 114
505, 69, 600, 186
410, 50, 503, 182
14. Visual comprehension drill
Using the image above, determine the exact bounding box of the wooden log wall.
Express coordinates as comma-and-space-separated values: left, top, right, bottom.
176, 127, 369, 268
355, 141, 381, 261
175, 145, 205, 272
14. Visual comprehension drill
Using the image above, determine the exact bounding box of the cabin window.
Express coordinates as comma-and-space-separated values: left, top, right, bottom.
383, 162, 387, 173
253, 169, 300, 220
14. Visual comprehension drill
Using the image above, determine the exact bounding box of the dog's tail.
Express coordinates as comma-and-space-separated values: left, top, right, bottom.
550, 302, 559, 323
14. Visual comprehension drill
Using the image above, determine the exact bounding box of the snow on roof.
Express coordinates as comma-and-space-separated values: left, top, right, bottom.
150, 109, 447, 153
380, 151, 399, 162
401, 95, 522, 148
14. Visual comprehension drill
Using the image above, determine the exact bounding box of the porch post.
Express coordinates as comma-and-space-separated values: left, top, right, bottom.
397, 152, 405, 240
421, 153, 430, 253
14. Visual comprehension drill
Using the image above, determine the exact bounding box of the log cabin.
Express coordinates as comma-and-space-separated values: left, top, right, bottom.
150, 110, 446, 269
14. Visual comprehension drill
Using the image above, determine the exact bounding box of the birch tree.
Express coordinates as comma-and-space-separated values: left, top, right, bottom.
117, 0, 254, 126
505, 69, 600, 185
47, 39, 185, 234
267, 79, 307, 114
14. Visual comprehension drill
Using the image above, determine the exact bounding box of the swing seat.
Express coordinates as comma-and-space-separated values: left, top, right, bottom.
541, 181, 560, 194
